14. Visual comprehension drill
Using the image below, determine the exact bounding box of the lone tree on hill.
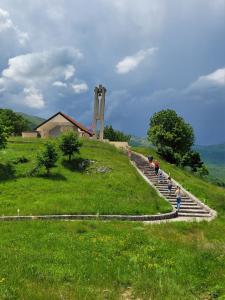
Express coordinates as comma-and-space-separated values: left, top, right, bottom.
148, 109, 204, 171
104, 125, 131, 142
0, 109, 29, 135
59, 131, 82, 161
37, 142, 58, 175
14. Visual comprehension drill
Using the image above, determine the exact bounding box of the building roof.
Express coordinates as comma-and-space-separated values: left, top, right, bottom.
35, 112, 93, 136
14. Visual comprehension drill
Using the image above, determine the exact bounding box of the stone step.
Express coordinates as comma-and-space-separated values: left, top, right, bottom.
178, 212, 211, 218
167, 199, 193, 203
178, 209, 209, 214
171, 203, 203, 210
160, 194, 190, 198
154, 183, 174, 186
169, 201, 198, 206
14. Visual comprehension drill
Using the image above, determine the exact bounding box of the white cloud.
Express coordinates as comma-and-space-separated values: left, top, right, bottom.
0, 8, 28, 45
116, 47, 158, 74
24, 87, 45, 109
189, 68, 225, 90
71, 82, 88, 94
64, 65, 75, 80
0, 47, 84, 109
2, 47, 81, 84
52, 81, 67, 87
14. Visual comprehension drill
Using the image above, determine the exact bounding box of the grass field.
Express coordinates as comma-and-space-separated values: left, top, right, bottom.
0, 219, 225, 300
0, 138, 170, 216
0, 143, 225, 299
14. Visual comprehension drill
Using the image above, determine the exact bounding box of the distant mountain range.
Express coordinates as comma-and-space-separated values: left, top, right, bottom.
17, 112, 45, 130
130, 136, 225, 165
195, 143, 225, 165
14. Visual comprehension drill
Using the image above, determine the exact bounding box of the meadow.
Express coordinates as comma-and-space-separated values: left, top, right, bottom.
0, 142, 225, 299
0, 138, 170, 216
0, 219, 225, 300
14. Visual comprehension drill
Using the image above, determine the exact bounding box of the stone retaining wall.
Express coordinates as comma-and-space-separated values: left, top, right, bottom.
0, 211, 178, 222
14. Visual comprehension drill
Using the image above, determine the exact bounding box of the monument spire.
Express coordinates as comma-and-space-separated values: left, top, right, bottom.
93, 84, 107, 140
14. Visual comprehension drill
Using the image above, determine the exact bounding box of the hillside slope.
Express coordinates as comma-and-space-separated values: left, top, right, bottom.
0, 138, 171, 216
0, 143, 225, 299
17, 112, 45, 129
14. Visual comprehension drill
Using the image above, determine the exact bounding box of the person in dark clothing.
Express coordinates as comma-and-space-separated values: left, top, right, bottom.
167, 177, 173, 195
154, 160, 160, 175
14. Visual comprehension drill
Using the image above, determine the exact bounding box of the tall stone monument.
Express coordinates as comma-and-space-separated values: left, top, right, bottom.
93, 84, 107, 140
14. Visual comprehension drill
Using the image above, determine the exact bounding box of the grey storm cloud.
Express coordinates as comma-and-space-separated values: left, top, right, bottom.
0, 0, 224, 144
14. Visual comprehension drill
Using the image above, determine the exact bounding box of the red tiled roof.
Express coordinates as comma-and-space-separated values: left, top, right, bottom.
35, 112, 93, 136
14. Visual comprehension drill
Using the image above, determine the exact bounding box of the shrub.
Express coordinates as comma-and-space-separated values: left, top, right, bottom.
37, 141, 58, 175
59, 131, 82, 161
181, 150, 204, 172
12, 156, 29, 164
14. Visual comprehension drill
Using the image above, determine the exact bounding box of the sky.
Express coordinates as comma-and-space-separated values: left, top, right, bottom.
0, 0, 224, 145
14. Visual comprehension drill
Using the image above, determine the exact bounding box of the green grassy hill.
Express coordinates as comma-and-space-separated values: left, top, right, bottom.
17, 112, 45, 130
0, 137, 170, 216
0, 141, 225, 299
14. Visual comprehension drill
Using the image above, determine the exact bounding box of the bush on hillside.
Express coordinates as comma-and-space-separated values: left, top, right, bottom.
37, 142, 58, 175
104, 125, 131, 142
59, 131, 82, 161
180, 150, 204, 171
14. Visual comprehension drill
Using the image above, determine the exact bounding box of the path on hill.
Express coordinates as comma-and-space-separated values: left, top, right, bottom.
131, 151, 216, 220
0, 150, 216, 223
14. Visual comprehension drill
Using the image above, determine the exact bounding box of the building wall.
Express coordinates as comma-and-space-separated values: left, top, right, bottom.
36, 114, 91, 138
22, 131, 38, 138
36, 115, 78, 138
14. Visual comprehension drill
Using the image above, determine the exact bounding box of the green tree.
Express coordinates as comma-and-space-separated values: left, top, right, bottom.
148, 109, 195, 164
104, 125, 131, 142
197, 165, 209, 177
180, 150, 204, 172
37, 142, 58, 175
0, 109, 29, 135
0, 122, 9, 149
59, 131, 82, 161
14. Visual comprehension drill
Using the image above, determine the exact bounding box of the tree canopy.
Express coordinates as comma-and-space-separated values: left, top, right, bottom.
104, 125, 131, 142
148, 109, 204, 171
0, 109, 29, 135
0, 122, 9, 150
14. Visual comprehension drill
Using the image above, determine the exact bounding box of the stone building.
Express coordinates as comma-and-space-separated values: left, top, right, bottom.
30, 112, 93, 138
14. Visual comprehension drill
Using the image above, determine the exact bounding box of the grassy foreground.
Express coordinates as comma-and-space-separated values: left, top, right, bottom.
0, 220, 225, 300
0, 138, 171, 216
0, 144, 225, 299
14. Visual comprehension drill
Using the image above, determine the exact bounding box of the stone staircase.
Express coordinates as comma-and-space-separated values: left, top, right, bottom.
131, 152, 214, 218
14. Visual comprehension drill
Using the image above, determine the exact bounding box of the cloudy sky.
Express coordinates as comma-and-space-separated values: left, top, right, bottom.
0, 0, 224, 145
